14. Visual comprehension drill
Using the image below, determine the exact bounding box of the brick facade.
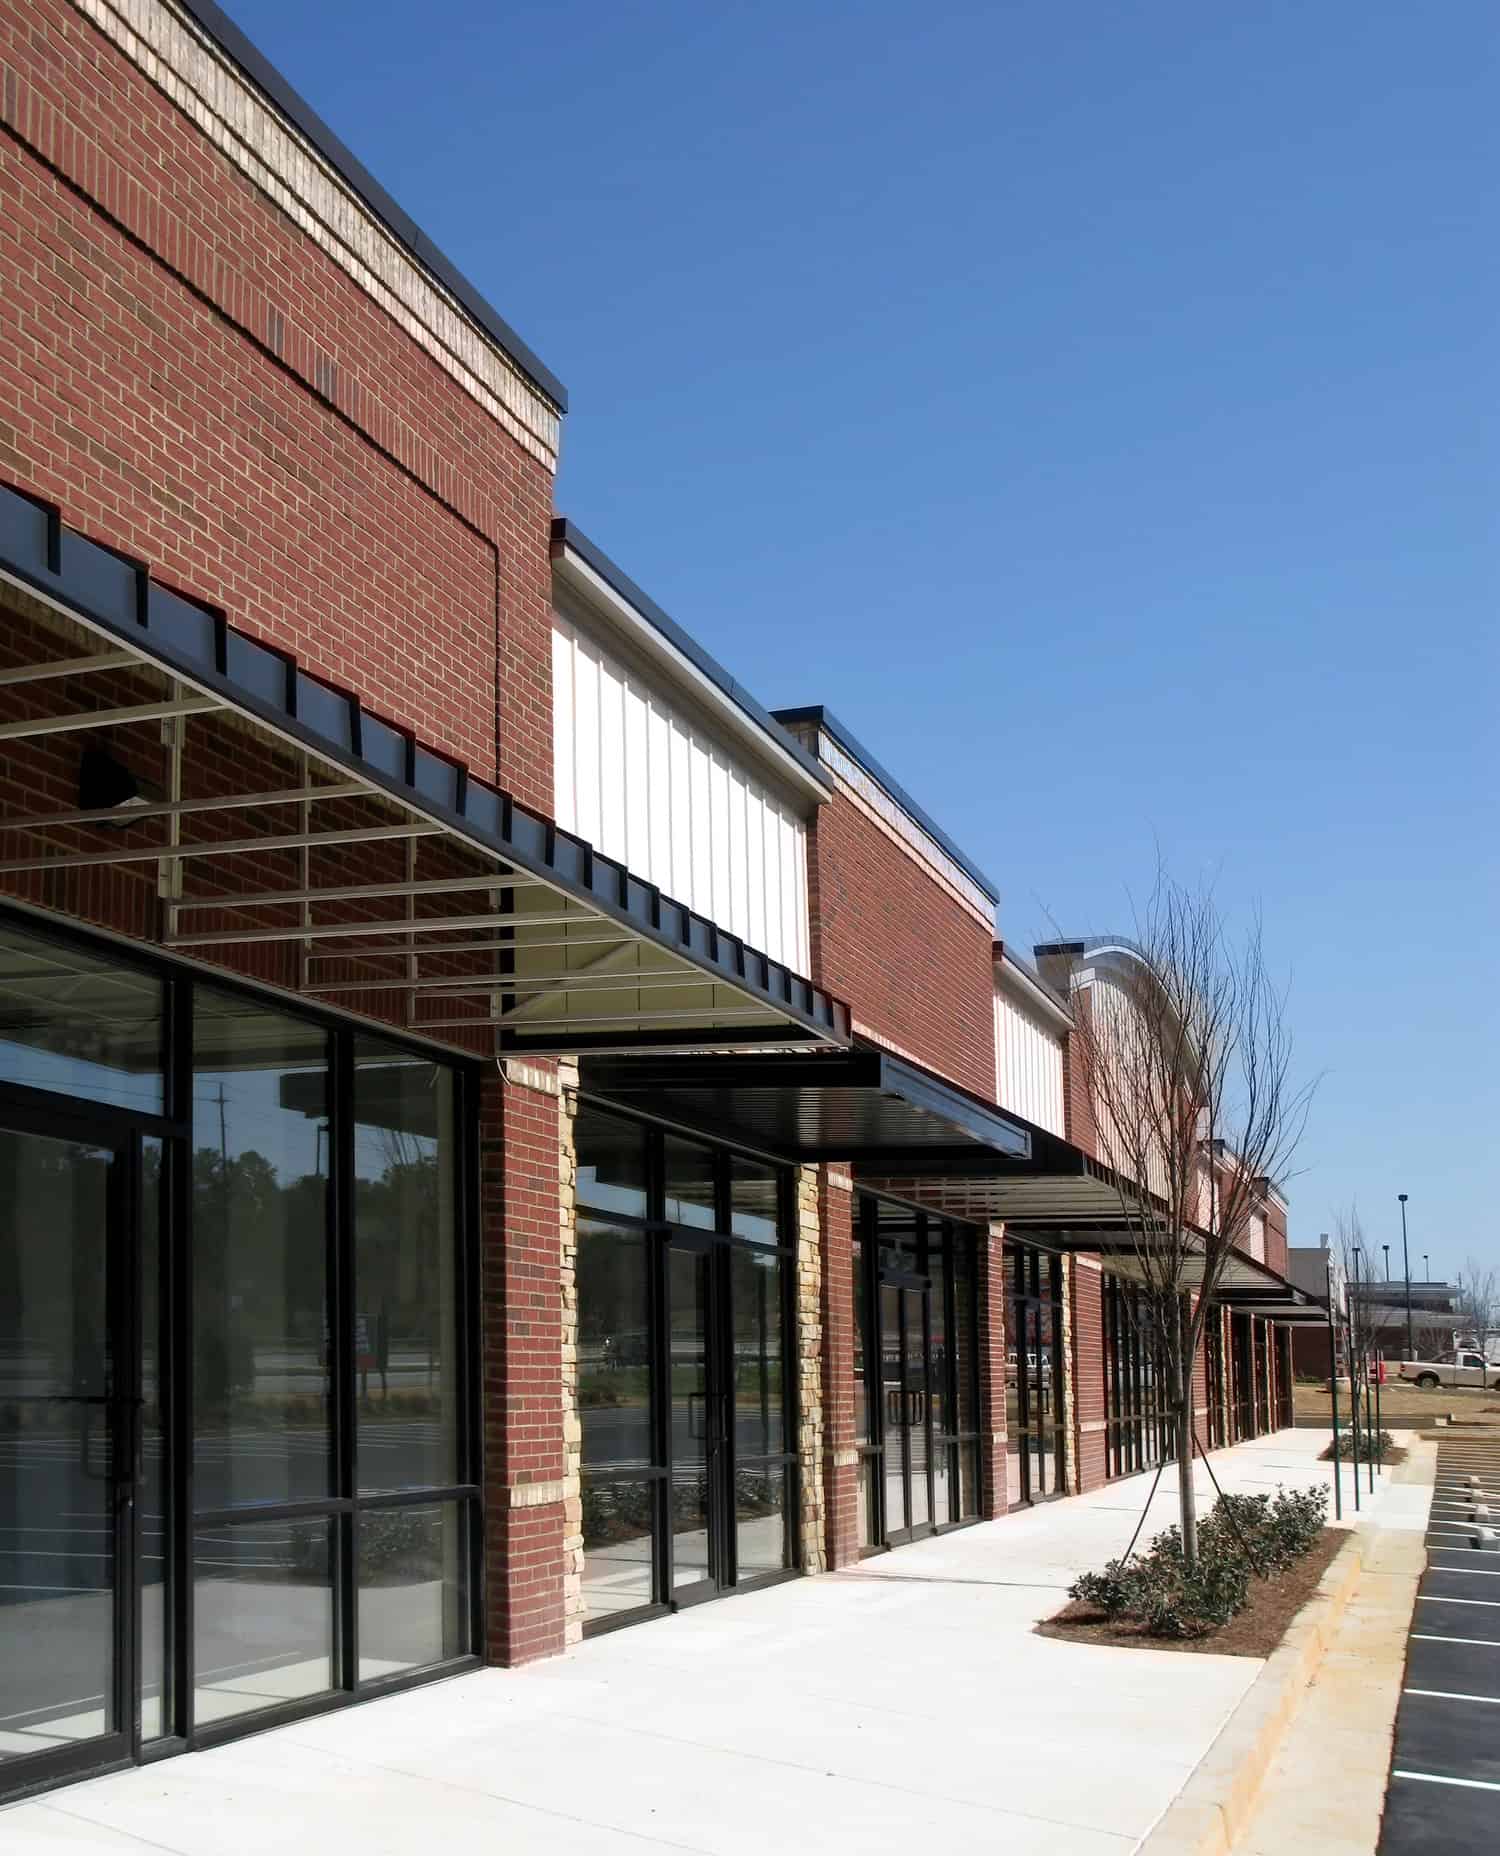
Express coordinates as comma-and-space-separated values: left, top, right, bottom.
479, 1064, 569, 1665
0, 0, 557, 811
818, 1168, 861, 1569
804, 788, 996, 1100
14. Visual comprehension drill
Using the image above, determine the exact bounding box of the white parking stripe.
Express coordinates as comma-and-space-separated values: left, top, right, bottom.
1413, 1633, 1500, 1647
1405, 1688, 1500, 1704
1418, 1596, 1500, 1607
1392, 1770, 1500, 1794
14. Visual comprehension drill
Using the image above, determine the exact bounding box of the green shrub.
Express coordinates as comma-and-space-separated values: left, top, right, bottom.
1066, 1483, 1329, 1639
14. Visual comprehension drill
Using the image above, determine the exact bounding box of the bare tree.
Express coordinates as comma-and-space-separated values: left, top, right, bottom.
1332, 1207, 1382, 1365
1065, 872, 1314, 1569
1454, 1259, 1500, 1360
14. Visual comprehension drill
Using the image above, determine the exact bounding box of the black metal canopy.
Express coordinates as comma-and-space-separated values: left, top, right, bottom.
580, 1046, 1032, 1171
0, 484, 849, 1058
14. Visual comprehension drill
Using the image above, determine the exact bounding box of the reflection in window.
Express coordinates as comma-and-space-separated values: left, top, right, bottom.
192, 987, 331, 1509
578, 1219, 652, 1470
193, 1518, 334, 1723
358, 1502, 469, 1680
663, 1136, 715, 1228
575, 1107, 648, 1219
580, 1480, 656, 1624
731, 1248, 784, 1457
352, 1040, 457, 1495
729, 1156, 779, 1244
0, 920, 163, 1111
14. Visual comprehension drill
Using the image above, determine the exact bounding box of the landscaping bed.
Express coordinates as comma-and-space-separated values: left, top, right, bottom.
1038, 1485, 1339, 1657
1040, 1528, 1345, 1657
1320, 1429, 1406, 1467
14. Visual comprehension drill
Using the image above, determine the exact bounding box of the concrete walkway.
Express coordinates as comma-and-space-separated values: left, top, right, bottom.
1, 1429, 1411, 1856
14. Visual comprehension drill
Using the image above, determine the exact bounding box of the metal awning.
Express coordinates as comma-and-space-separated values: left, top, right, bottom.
581, 1045, 1320, 1323
0, 485, 849, 1058
579, 1046, 1033, 1170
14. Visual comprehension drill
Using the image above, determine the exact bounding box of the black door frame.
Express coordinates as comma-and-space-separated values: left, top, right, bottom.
879, 1268, 934, 1547
0, 903, 485, 1806
0, 1092, 144, 1807
664, 1230, 730, 1608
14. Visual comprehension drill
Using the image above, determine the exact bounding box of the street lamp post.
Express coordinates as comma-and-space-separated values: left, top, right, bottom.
1383, 1243, 1391, 1283
1399, 1194, 1414, 1362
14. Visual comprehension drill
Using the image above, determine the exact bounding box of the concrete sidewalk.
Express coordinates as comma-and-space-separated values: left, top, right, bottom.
1, 1429, 1412, 1856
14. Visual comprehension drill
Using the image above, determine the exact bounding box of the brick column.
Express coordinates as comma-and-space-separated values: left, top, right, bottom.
976, 1225, 1008, 1518
479, 1059, 569, 1666
1072, 1257, 1108, 1491
794, 1164, 827, 1574
1190, 1292, 1210, 1452
818, 1167, 860, 1569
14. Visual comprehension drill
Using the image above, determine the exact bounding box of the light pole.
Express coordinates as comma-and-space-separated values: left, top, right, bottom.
1383, 1243, 1391, 1283
1398, 1194, 1414, 1361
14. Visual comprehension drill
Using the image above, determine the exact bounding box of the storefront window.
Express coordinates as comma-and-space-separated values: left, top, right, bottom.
1007, 1244, 1067, 1504
1103, 1275, 1174, 1478
352, 1041, 459, 1495
574, 1106, 795, 1631
852, 1196, 982, 1550
0, 919, 163, 1112
191, 989, 331, 1510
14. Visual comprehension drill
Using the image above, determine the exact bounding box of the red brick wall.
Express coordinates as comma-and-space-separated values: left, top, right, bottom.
818, 1170, 859, 1568
0, 0, 556, 810
976, 1231, 1008, 1517
805, 790, 995, 1099
479, 1066, 567, 1665
1070, 1259, 1108, 1491
1264, 1199, 1289, 1277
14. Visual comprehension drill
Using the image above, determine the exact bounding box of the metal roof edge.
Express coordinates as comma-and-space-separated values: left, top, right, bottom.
550, 521, 832, 796
770, 705, 1001, 904
174, 0, 567, 412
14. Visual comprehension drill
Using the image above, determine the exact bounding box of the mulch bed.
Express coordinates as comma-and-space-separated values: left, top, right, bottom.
1320, 1441, 1407, 1467
1036, 1528, 1347, 1658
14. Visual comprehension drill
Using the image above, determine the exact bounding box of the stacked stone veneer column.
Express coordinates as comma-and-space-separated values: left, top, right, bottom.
557, 1062, 585, 1644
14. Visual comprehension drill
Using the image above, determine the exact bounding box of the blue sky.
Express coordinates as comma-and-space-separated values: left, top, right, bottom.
234, 0, 1495, 1270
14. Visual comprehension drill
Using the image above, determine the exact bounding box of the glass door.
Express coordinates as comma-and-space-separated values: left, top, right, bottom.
0, 1114, 135, 1799
667, 1240, 721, 1603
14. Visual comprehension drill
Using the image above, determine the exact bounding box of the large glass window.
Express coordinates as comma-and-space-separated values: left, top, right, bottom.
1103, 1276, 1173, 1479
189, 986, 473, 1720
574, 1106, 796, 1631
192, 990, 331, 1510
0, 919, 163, 1112
193, 1518, 334, 1724
0, 919, 475, 1786
352, 1042, 458, 1495
1007, 1245, 1067, 1504
851, 1197, 982, 1552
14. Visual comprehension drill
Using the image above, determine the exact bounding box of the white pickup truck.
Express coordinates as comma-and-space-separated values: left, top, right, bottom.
1396, 1351, 1500, 1391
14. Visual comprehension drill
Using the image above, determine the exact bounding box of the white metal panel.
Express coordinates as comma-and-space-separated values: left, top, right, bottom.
993, 984, 1066, 1137
552, 607, 811, 969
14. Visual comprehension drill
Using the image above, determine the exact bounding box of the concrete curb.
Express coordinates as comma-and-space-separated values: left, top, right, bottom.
1135, 1531, 1367, 1856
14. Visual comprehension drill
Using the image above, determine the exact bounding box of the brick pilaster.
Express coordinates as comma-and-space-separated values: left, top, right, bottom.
479, 1061, 568, 1666
976, 1225, 1008, 1518
819, 1167, 860, 1568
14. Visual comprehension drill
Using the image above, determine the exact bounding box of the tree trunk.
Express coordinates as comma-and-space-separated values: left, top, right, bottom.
1175, 1301, 1199, 1569
1177, 1387, 1198, 1569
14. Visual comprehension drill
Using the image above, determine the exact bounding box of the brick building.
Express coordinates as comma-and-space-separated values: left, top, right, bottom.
0, 0, 1318, 1805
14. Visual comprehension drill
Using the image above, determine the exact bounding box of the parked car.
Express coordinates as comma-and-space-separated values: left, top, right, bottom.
1396, 1351, 1500, 1391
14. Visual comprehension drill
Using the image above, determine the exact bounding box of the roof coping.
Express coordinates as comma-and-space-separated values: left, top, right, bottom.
771, 705, 1000, 903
